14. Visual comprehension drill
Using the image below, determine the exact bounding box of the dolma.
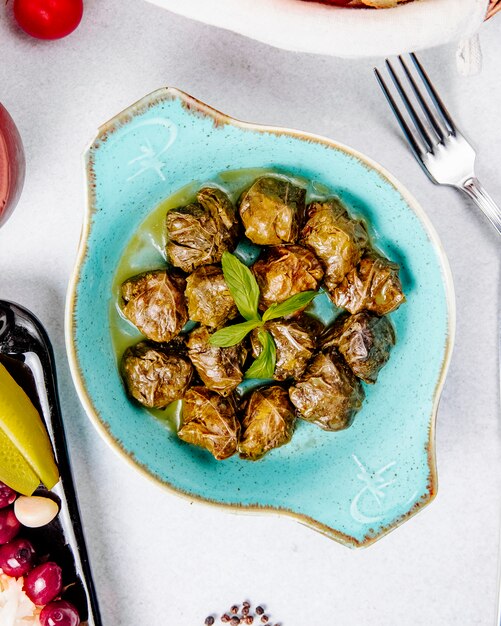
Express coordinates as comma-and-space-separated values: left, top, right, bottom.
289, 348, 365, 431
239, 177, 306, 245
238, 386, 296, 460
250, 318, 318, 381
166, 187, 239, 272
330, 253, 405, 315
322, 312, 395, 383
185, 265, 238, 328
301, 198, 368, 291
178, 386, 239, 460
121, 269, 188, 343
252, 245, 323, 310
122, 341, 193, 409
187, 326, 247, 396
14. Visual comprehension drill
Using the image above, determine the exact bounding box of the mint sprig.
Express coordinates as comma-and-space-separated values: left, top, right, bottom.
208, 320, 262, 348
209, 252, 319, 378
245, 330, 276, 379
221, 251, 260, 321
262, 291, 317, 322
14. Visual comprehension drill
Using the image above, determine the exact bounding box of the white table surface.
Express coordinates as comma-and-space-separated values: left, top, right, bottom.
0, 2, 500, 624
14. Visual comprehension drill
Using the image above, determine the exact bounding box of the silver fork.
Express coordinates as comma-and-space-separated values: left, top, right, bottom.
375, 53, 501, 236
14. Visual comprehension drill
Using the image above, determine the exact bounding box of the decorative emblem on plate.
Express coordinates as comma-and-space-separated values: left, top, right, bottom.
126, 118, 177, 182
350, 454, 397, 524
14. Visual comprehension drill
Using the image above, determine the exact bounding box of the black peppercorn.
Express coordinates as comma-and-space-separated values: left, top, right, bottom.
205, 599, 281, 626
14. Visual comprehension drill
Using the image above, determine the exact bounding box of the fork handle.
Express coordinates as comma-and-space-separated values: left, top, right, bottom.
460, 177, 501, 236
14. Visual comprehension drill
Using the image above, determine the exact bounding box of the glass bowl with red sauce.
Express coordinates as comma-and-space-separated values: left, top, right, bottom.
0, 103, 25, 228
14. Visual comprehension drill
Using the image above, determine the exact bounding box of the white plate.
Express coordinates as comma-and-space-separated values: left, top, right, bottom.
145, 0, 488, 58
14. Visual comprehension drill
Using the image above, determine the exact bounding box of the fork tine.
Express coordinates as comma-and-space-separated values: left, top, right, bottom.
398, 55, 445, 143
374, 68, 423, 161
410, 53, 456, 135
385, 59, 434, 154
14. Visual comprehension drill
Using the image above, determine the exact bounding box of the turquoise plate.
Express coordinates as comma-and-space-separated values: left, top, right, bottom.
66, 88, 455, 548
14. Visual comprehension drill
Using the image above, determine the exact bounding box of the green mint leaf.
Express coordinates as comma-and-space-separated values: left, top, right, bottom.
209, 320, 262, 347
221, 251, 261, 321
245, 330, 276, 379
262, 291, 318, 322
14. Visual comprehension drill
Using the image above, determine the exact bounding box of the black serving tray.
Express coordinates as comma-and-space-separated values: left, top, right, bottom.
0, 300, 102, 626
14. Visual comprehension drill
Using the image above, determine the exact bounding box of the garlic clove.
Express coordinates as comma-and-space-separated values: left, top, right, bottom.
14, 496, 59, 528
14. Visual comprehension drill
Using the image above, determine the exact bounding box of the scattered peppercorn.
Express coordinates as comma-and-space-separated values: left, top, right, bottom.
205, 601, 279, 626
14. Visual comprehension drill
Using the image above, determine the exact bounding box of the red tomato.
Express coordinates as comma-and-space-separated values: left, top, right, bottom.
13, 0, 83, 40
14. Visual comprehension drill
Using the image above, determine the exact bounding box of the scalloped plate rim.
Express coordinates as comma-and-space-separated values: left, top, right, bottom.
65, 86, 456, 548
